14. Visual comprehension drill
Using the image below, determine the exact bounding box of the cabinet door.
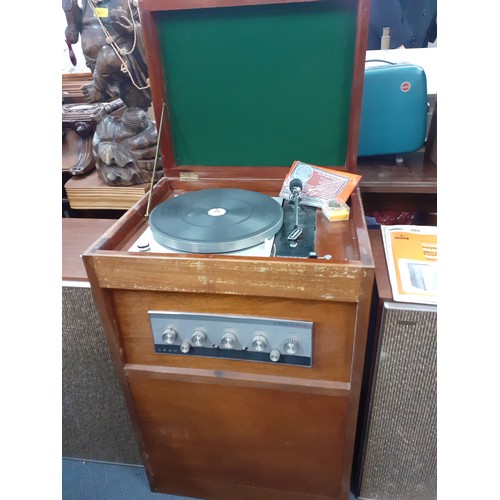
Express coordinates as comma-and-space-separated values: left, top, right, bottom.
127, 371, 349, 499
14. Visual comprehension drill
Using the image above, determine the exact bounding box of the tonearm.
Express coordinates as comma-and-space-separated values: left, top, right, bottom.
287, 177, 303, 246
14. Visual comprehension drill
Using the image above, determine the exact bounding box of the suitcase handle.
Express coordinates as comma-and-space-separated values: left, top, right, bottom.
365, 59, 397, 65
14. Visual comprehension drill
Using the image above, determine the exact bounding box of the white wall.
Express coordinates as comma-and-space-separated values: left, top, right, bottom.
61, 7, 89, 74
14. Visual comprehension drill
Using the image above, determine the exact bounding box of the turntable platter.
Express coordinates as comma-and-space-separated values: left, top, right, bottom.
149, 189, 284, 253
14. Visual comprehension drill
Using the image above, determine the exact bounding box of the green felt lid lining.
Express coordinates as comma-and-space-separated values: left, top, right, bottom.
156, 1, 357, 167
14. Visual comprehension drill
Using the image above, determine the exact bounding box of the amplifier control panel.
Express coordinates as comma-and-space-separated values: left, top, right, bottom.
148, 311, 313, 366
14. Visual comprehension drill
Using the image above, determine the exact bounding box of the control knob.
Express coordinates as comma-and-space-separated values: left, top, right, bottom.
269, 348, 281, 362
180, 340, 191, 353
221, 331, 237, 349
283, 338, 298, 355
191, 329, 207, 347
251, 333, 268, 352
162, 327, 178, 345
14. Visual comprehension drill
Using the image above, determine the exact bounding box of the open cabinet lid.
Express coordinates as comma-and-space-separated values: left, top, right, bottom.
139, 0, 369, 178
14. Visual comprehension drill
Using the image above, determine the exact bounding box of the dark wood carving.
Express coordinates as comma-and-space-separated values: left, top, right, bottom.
62, 99, 125, 176
62, 0, 163, 186
62, 102, 100, 176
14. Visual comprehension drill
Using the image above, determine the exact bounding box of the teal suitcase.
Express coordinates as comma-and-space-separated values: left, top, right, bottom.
358, 62, 428, 157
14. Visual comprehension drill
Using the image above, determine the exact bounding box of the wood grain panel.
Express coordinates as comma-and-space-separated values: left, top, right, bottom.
110, 289, 357, 383
92, 254, 366, 302
127, 373, 348, 499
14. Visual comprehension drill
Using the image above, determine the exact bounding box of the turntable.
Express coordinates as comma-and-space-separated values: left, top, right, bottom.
130, 186, 322, 258
134, 188, 284, 255
83, 2, 374, 499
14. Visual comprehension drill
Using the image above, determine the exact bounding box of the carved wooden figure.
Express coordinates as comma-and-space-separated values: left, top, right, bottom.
63, 0, 162, 186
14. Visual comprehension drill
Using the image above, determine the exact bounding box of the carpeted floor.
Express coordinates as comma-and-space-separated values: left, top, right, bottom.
62, 459, 197, 500
62, 458, 358, 499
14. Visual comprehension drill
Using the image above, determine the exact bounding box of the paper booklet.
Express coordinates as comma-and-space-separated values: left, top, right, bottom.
279, 160, 361, 208
381, 225, 437, 305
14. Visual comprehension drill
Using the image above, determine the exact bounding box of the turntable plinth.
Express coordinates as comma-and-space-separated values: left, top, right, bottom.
83, 1, 373, 498
83, 178, 374, 500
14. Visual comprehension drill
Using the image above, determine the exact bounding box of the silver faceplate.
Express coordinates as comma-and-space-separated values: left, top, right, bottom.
149, 311, 313, 366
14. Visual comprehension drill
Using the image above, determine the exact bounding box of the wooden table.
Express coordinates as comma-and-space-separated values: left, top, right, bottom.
62, 218, 116, 282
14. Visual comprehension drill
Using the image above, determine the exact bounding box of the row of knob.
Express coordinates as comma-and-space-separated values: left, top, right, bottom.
162, 327, 299, 361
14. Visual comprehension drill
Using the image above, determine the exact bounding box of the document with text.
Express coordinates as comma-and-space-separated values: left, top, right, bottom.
381, 225, 437, 305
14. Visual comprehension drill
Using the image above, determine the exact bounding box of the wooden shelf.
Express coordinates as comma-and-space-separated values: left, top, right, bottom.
64, 170, 150, 210
357, 150, 437, 214
358, 150, 437, 194
62, 72, 93, 104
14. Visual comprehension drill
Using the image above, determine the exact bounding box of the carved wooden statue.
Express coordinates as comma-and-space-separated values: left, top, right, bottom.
63, 0, 162, 186
92, 105, 163, 186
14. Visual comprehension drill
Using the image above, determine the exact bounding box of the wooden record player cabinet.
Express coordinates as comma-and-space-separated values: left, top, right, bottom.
83, 1, 374, 499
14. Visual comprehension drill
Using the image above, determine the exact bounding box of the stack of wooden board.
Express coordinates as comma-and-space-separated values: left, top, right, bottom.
64, 170, 150, 210
62, 72, 93, 104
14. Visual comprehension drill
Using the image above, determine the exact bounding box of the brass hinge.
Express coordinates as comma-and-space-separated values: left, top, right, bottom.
179, 172, 199, 181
